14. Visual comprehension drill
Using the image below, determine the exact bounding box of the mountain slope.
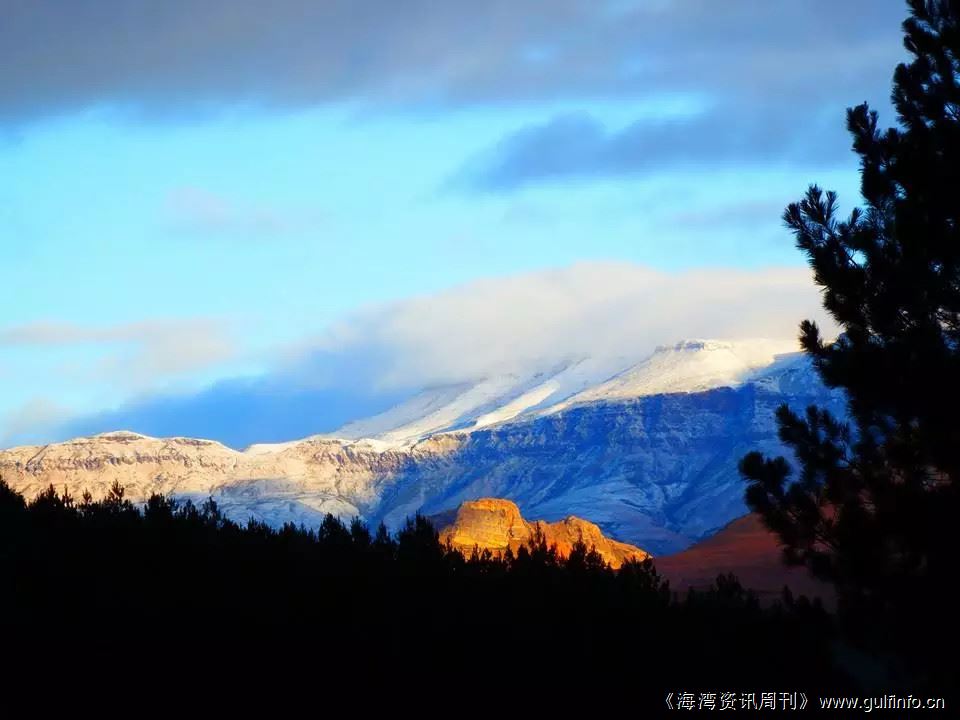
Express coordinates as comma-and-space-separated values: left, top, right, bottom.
332, 355, 626, 443
654, 514, 834, 605
370, 363, 842, 554
331, 339, 798, 443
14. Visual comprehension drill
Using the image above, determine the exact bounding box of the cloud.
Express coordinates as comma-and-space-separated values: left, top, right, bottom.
451, 103, 859, 191
0, 1, 905, 123
1, 398, 68, 440
165, 187, 294, 237
0, 318, 236, 386
440, 0, 907, 191
313, 261, 836, 387
32, 262, 837, 448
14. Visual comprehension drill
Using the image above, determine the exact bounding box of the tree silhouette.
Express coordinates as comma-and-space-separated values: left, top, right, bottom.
0, 478, 850, 698
740, 0, 959, 670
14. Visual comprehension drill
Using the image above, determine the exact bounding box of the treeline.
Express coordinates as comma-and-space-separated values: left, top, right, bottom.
1, 480, 850, 701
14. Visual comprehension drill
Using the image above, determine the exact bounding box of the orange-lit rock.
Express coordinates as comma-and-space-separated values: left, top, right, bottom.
438, 498, 649, 568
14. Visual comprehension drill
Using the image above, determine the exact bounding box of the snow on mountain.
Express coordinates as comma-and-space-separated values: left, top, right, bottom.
745, 348, 826, 395
333, 383, 475, 442
331, 339, 800, 444
333, 355, 629, 443
548, 339, 798, 411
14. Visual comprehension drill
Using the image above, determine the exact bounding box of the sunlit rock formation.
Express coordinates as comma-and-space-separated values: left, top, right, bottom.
438, 497, 649, 568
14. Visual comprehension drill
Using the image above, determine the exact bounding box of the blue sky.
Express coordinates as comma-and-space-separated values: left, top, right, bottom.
0, 1, 908, 447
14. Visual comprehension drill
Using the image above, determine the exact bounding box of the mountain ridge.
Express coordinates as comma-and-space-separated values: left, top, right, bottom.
0, 339, 842, 553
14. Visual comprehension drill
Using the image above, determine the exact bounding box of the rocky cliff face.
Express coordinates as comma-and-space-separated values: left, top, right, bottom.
438, 498, 648, 568
0, 347, 844, 554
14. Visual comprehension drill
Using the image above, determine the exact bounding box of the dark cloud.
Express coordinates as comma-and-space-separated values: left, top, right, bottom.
441, 0, 910, 190
1, 1, 906, 123
0, 0, 597, 122
452, 101, 859, 191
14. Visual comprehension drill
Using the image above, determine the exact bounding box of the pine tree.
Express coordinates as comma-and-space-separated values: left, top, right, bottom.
740, 0, 959, 659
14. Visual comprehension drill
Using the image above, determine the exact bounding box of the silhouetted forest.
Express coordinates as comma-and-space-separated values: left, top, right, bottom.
0, 479, 909, 705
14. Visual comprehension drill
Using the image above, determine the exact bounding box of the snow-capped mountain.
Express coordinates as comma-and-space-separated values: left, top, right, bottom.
552, 339, 795, 408
0, 339, 843, 554
332, 339, 797, 443
0, 429, 460, 527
